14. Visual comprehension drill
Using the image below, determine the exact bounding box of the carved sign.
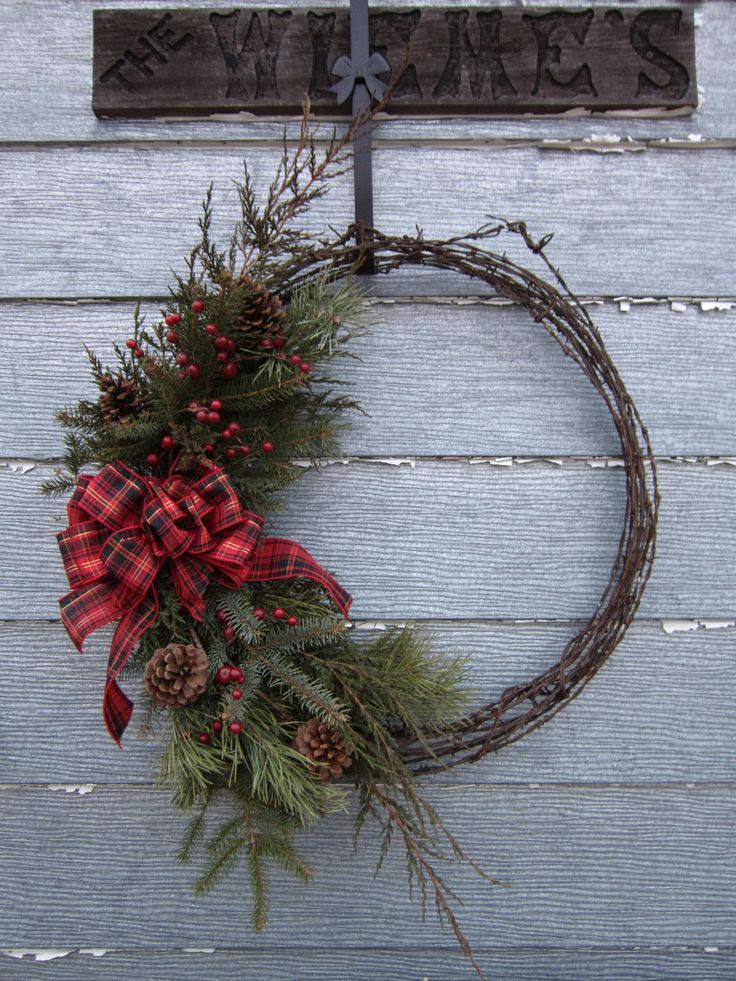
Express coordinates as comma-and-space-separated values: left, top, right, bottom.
93, 6, 697, 117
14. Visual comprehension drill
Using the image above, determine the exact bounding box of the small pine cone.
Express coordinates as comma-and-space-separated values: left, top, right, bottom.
144, 643, 209, 707
294, 718, 352, 781
98, 372, 150, 423
235, 281, 287, 334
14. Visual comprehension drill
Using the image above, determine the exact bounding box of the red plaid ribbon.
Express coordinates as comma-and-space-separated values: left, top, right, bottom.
57, 460, 351, 744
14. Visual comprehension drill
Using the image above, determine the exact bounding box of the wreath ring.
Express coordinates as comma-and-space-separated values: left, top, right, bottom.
284, 220, 660, 773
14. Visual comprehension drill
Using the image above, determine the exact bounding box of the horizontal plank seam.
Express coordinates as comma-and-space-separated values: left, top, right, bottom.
2, 295, 736, 306
0, 616, 708, 627
3, 782, 736, 793
0, 139, 733, 153
2, 944, 734, 956
8, 455, 736, 468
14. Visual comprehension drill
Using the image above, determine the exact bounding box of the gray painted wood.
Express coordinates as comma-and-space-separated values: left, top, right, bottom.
4, 461, 734, 621
1, 783, 734, 949
2, 146, 736, 298
2, 620, 735, 786
3, 300, 736, 459
2, 0, 734, 143
4, 946, 736, 980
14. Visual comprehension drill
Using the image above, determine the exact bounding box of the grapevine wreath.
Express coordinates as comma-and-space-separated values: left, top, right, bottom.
45, 121, 658, 975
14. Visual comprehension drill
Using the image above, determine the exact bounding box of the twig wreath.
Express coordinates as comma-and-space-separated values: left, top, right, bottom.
44, 117, 658, 977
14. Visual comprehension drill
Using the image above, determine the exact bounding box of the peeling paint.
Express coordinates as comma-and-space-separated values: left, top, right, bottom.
183, 948, 216, 954
662, 620, 736, 635
2, 460, 36, 475
670, 301, 688, 313
587, 458, 625, 469
468, 456, 563, 467
706, 458, 736, 467
700, 300, 736, 312
2, 948, 111, 961
47, 783, 96, 795
292, 456, 415, 469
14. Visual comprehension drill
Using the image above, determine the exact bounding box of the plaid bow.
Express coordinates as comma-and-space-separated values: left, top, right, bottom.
57, 460, 351, 744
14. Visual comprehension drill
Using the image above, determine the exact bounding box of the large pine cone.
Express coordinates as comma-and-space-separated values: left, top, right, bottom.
144, 643, 209, 707
98, 372, 150, 423
294, 719, 352, 781
235, 281, 287, 334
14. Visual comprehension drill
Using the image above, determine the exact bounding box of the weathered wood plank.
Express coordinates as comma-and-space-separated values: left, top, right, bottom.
2, 300, 735, 459
92, 6, 697, 118
3, 461, 735, 620
2, 0, 733, 142
4, 945, 736, 980
2, 620, 734, 785
1, 783, 734, 949
2, 147, 736, 298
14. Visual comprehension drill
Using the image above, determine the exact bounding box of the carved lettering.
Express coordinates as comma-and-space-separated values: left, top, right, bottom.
523, 10, 598, 98
369, 11, 423, 99
306, 12, 336, 98
631, 9, 690, 100
209, 10, 292, 101
433, 10, 516, 100
93, 7, 697, 118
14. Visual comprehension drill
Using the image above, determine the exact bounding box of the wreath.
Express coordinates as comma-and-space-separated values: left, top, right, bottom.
44, 121, 657, 977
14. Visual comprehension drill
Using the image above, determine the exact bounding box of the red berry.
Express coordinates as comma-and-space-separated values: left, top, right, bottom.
216, 351, 228, 363
262, 440, 274, 453
204, 443, 215, 455
233, 668, 245, 684
210, 400, 222, 411
287, 615, 298, 626
273, 336, 287, 349
205, 322, 218, 335
166, 330, 179, 344
186, 364, 201, 379
299, 363, 311, 374
253, 607, 265, 620
125, 338, 137, 350
229, 421, 241, 434
240, 445, 251, 456
214, 335, 229, 350
224, 625, 236, 643
232, 689, 242, 700
191, 299, 205, 313
175, 351, 188, 366
146, 452, 159, 466
195, 409, 209, 423
230, 721, 243, 735
221, 429, 232, 440
225, 338, 236, 353
208, 411, 221, 425
212, 719, 223, 733
225, 447, 236, 460
134, 348, 145, 359
290, 354, 302, 365
216, 610, 228, 623
165, 313, 181, 327
260, 338, 273, 349
216, 666, 231, 684
160, 435, 174, 450
273, 607, 285, 620
198, 732, 211, 745
188, 400, 201, 409
223, 363, 238, 379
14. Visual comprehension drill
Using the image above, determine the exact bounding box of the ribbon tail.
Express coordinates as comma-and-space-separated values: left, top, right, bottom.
103, 591, 159, 747
59, 580, 120, 652
248, 537, 352, 618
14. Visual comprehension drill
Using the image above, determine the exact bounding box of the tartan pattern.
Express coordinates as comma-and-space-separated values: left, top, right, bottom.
57, 461, 352, 744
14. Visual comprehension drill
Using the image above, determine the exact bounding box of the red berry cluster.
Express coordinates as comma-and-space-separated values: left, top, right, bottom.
125, 337, 145, 360
254, 606, 299, 627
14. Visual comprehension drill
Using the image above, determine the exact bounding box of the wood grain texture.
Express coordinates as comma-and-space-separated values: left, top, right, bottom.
4, 946, 736, 980
1, 0, 732, 143
2, 300, 734, 459
1, 783, 734, 950
4, 460, 734, 621
2, 620, 735, 786
2, 146, 736, 298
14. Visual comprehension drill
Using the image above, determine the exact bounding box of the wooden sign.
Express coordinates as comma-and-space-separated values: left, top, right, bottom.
93, 6, 697, 118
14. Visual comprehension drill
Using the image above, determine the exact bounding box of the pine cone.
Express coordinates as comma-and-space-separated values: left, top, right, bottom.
294, 718, 352, 781
235, 281, 287, 334
144, 643, 209, 707
98, 372, 150, 423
